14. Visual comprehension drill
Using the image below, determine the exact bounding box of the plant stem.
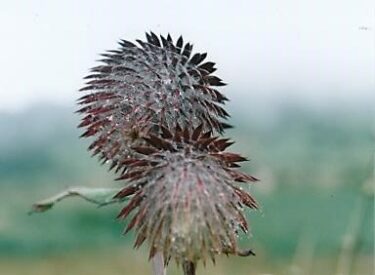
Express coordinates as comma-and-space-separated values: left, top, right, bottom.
151, 252, 166, 275
182, 261, 196, 275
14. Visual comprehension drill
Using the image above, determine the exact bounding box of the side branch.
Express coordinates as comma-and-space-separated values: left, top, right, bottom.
29, 186, 123, 214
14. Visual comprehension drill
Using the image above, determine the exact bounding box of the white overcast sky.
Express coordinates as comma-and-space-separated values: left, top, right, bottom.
0, 0, 374, 112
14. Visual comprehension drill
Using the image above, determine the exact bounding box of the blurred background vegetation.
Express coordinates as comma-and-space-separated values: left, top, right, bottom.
0, 101, 373, 275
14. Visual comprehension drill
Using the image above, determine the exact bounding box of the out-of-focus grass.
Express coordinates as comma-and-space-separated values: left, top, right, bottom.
0, 248, 373, 275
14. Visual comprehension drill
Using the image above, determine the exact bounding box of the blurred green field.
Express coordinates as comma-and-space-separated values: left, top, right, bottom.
0, 103, 373, 274
0, 248, 373, 275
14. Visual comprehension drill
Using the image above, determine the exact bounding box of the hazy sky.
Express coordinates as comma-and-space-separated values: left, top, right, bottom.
0, 0, 374, 112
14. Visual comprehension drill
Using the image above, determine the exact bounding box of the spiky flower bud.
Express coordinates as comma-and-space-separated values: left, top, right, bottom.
115, 125, 258, 265
78, 33, 230, 172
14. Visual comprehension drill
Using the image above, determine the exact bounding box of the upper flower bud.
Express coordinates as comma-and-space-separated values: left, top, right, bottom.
78, 33, 230, 172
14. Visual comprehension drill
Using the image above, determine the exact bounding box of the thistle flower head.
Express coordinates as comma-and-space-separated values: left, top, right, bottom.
77, 32, 260, 271
78, 32, 229, 171
115, 125, 258, 264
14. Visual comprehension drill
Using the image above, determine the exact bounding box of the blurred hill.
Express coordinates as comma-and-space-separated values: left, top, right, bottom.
0, 103, 373, 274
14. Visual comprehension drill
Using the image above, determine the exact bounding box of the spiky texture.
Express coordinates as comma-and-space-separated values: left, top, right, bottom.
77, 32, 230, 172
115, 125, 258, 265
